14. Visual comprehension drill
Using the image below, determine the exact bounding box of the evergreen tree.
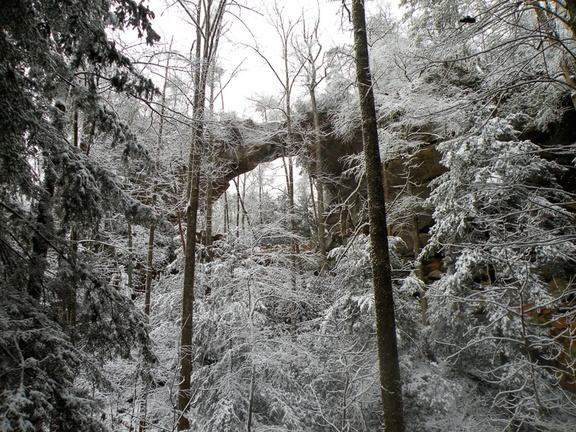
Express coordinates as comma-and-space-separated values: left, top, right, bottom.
0, 0, 160, 429
424, 116, 576, 429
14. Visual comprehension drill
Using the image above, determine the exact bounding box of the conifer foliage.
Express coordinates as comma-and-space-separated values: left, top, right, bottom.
425, 117, 576, 428
0, 1, 159, 430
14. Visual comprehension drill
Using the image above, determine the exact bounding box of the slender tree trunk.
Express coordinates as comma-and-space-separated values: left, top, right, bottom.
287, 157, 298, 255
178, 5, 203, 430
309, 174, 318, 226
241, 174, 247, 229
310, 85, 327, 262
258, 165, 264, 225
234, 176, 251, 228
205, 176, 213, 247
29, 167, 56, 298
144, 224, 155, 317
411, 213, 428, 326
127, 222, 134, 291
143, 37, 170, 321
246, 366, 255, 432
204, 46, 218, 252
281, 28, 299, 257
350, 1, 405, 431
408, 184, 428, 326
178, 153, 200, 431
235, 179, 241, 237
177, 3, 227, 429
224, 191, 229, 234
67, 107, 80, 330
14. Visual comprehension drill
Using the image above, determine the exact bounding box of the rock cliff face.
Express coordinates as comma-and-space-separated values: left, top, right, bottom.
210, 107, 576, 251
211, 114, 448, 243
212, 114, 364, 198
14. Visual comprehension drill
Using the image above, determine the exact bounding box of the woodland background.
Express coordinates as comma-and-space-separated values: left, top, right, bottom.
2, 0, 576, 431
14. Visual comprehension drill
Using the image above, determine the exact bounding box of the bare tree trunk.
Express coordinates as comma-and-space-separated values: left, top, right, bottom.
177, 3, 228, 429
205, 176, 213, 248
408, 184, 428, 326
29, 160, 57, 298
246, 367, 255, 432
224, 191, 229, 234
234, 176, 251, 228
287, 157, 298, 255
309, 174, 318, 226
258, 165, 264, 225
281, 153, 299, 255
411, 213, 428, 326
351, 1, 405, 431
178, 150, 200, 431
235, 178, 241, 237
127, 222, 134, 291
309, 84, 327, 262
144, 36, 171, 320
178, 4, 203, 429
144, 224, 155, 317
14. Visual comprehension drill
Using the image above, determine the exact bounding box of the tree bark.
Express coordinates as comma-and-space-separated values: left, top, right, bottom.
177, 3, 204, 429
178, 154, 200, 431
205, 176, 213, 246
224, 191, 229, 234
350, 1, 406, 431
177, 2, 227, 429
310, 82, 327, 262
144, 224, 155, 317
127, 222, 134, 291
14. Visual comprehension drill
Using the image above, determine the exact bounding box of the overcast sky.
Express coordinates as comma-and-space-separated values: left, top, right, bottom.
145, 0, 401, 119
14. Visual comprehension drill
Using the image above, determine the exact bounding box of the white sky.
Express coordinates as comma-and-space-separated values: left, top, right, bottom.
146, 0, 401, 119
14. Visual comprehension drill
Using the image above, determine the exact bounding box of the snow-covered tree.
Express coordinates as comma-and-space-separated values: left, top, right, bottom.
0, 0, 161, 429
424, 116, 576, 429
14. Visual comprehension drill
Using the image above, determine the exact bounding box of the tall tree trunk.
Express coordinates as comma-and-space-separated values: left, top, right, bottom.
204, 46, 218, 253
176, 3, 227, 429
281, 23, 299, 257
224, 191, 229, 234
178, 4, 203, 429
258, 165, 264, 225
241, 174, 247, 229
235, 178, 241, 237
178, 152, 200, 431
309, 84, 327, 262
309, 174, 318, 227
29, 136, 58, 299
411, 213, 428, 326
141, 41, 173, 430
233, 176, 251, 229
350, 1, 405, 431
29, 178, 54, 300
144, 224, 155, 317
127, 222, 134, 291
205, 176, 213, 246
